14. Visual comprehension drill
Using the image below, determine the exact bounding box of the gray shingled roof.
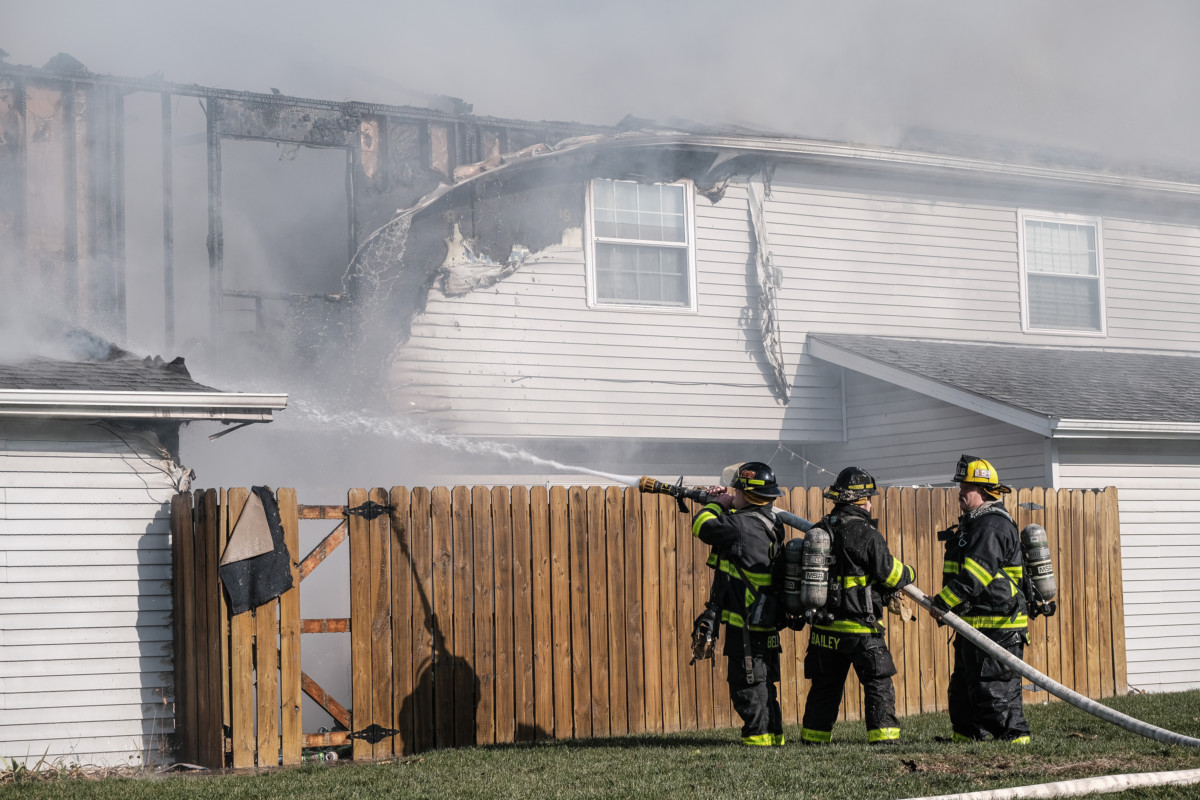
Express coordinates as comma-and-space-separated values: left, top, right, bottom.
0, 355, 218, 393
808, 334, 1200, 424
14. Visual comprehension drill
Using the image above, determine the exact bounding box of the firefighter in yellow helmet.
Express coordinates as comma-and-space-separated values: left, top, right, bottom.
929, 455, 1031, 743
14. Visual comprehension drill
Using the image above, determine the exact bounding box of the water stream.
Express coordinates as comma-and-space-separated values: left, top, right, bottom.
288, 400, 643, 487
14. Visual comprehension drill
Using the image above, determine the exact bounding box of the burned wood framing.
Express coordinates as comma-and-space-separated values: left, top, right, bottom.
0, 58, 610, 353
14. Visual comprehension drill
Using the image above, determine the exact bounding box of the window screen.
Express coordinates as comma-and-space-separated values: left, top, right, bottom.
590, 179, 692, 307
1024, 218, 1103, 331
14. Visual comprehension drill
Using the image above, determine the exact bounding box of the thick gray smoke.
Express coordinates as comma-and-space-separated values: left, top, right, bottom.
7, 1, 1200, 167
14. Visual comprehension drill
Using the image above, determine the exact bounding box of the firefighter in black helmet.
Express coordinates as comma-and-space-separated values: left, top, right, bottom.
929, 455, 1030, 743
800, 467, 915, 745
691, 461, 787, 746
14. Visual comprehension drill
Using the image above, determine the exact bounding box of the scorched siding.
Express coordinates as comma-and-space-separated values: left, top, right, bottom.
389, 185, 844, 442
1056, 440, 1200, 693
0, 420, 178, 768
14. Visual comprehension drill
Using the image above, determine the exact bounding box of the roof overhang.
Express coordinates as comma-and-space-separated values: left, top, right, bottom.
808, 337, 1056, 436
809, 338, 1200, 441
0, 390, 289, 422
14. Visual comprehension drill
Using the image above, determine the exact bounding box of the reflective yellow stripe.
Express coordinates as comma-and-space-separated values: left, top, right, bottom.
883, 558, 906, 588
801, 728, 832, 743
937, 586, 961, 608
1010, 736, 1031, 745
714, 559, 771, 588
868, 727, 900, 742
1004, 566, 1024, 580
771, 734, 786, 746
959, 614, 1029, 629
944, 561, 961, 574
692, 508, 720, 537
842, 574, 868, 588
721, 610, 776, 633
963, 557, 993, 587
743, 733, 774, 746
814, 619, 881, 634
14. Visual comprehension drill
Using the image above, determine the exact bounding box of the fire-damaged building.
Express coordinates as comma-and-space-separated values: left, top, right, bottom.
4, 54, 1200, 764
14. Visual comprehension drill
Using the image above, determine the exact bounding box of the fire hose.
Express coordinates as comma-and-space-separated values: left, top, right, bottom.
903, 583, 1200, 748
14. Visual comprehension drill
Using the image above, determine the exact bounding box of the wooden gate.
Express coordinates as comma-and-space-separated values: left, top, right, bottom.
171, 485, 1126, 768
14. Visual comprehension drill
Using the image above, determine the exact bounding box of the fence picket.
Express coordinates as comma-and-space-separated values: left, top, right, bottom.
410, 487, 436, 752
492, 486, 517, 744
226, 488, 255, 768
612, 486, 637, 735
389, 487, 416, 755
548, 487, 572, 738
430, 487, 454, 749
347, 488, 373, 762
587, 487, 611, 737
472, 486, 496, 747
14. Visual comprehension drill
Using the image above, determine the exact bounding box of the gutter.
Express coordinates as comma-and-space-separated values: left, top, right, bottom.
0, 390, 289, 422
1052, 418, 1200, 439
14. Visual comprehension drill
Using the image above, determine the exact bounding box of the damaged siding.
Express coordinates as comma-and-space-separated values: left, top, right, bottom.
388, 179, 844, 441
0, 420, 179, 768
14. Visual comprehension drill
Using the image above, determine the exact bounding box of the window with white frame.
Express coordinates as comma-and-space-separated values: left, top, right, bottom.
1019, 212, 1105, 333
587, 178, 695, 309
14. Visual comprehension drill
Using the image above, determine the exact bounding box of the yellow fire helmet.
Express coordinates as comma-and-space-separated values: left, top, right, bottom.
953, 454, 1012, 496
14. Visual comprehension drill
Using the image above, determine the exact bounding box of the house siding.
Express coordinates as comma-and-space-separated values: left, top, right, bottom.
764, 165, 1200, 353
1056, 439, 1200, 693
0, 420, 177, 768
802, 370, 1047, 489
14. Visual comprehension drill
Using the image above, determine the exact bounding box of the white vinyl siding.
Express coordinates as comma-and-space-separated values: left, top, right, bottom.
1056, 440, 1200, 693
0, 420, 178, 768
802, 371, 1047, 489
1102, 218, 1200, 346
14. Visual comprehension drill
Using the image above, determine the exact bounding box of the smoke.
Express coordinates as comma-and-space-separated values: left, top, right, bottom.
8, 1, 1200, 166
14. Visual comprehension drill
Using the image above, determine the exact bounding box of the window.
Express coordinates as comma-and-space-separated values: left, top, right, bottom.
586, 178, 696, 309
1019, 211, 1106, 333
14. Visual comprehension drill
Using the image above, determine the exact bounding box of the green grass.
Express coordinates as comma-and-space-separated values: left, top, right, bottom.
7, 691, 1200, 800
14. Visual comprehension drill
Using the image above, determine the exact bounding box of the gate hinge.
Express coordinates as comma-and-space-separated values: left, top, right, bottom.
345, 500, 394, 521
347, 723, 399, 744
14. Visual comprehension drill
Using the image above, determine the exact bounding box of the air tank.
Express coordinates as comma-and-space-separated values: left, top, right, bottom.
800, 527, 832, 613
782, 538, 806, 616
1020, 523, 1058, 602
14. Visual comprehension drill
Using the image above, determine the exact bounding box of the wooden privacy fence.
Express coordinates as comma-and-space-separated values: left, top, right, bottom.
171, 485, 1125, 768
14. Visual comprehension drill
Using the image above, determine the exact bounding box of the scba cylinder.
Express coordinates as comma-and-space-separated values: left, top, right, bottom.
1020, 523, 1057, 602
782, 538, 806, 616
799, 527, 832, 613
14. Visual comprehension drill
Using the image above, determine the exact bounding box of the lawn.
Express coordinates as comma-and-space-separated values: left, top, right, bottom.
7, 690, 1200, 800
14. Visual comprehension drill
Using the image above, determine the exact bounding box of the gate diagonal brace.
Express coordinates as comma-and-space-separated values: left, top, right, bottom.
345, 500, 394, 521
347, 724, 400, 745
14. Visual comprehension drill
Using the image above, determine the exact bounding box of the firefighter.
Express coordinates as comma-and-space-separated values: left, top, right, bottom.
929, 454, 1031, 743
800, 467, 915, 745
692, 461, 787, 746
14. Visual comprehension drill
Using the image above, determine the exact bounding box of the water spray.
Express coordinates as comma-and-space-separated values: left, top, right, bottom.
283, 400, 643, 486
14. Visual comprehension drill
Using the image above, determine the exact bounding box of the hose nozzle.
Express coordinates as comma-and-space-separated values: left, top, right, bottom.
638, 475, 709, 512
638, 476, 666, 494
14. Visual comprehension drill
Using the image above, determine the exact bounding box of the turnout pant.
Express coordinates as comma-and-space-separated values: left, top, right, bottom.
724, 628, 783, 746
801, 631, 900, 743
948, 628, 1030, 742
